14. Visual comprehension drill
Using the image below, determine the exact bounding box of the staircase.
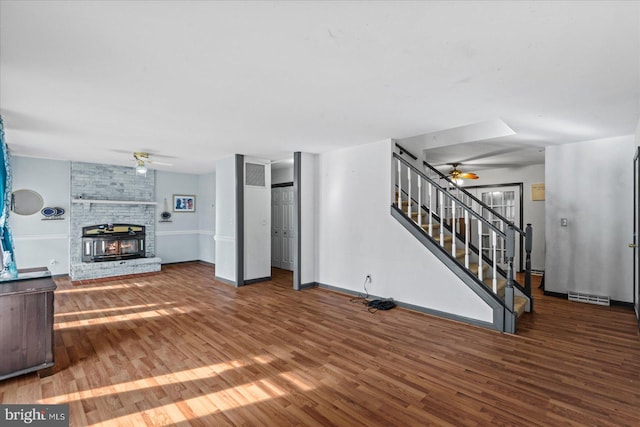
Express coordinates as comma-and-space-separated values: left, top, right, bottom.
392, 148, 533, 333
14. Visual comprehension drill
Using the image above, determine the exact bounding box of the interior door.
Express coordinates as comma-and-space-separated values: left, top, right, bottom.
281, 187, 295, 271
271, 186, 294, 271
633, 148, 639, 325
271, 188, 283, 269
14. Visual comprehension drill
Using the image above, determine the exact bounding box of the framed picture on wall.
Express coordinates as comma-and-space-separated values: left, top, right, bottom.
173, 194, 196, 212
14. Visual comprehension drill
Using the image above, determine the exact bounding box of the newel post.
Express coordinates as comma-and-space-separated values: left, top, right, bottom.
505, 225, 516, 333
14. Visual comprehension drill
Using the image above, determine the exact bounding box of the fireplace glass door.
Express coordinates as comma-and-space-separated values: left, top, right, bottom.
119, 239, 140, 255
94, 239, 140, 257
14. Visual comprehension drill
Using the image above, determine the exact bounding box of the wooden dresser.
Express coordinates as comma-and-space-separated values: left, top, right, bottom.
0, 268, 56, 381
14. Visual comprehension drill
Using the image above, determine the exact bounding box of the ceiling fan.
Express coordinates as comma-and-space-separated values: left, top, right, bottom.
448, 163, 479, 183
133, 152, 172, 175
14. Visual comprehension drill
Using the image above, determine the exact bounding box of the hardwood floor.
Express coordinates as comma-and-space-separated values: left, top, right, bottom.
1, 263, 639, 426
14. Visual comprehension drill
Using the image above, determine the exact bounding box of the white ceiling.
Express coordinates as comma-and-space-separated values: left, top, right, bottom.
1, 1, 638, 174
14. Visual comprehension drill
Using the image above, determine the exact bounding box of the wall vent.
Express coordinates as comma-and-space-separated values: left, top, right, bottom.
245, 163, 265, 187
568, 291, 610, 306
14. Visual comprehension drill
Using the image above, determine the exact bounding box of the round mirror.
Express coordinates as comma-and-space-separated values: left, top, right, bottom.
12, 189, 44, 216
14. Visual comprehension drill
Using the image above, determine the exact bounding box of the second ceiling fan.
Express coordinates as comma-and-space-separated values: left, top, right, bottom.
448, 163, 479, 183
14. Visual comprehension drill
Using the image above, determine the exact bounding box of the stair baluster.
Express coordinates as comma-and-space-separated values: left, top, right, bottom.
464, 210, 469, 269
417, 179, 422, 227
477, 218, 483, 282
407, 166, 412, 219
397, 159, 402, 208
428, 183, 433, 236
492, 230, 498, 294
451, 198, 456, 258
439, 191, 444, 247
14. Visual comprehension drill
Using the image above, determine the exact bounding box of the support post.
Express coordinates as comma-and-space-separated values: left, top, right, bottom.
525, 223, 533, 296
524, 223, 533, 311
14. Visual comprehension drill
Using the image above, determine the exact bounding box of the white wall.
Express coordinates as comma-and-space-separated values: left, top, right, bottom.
198, 172, 215, 263
244, 157, 271, 280
10, 157, 70, 275
545, 135, 635, 302
215, 156, 237, 282
462, 163, 546, 271
317, 139, 493, 322
299, 153, 318, 285
155, 171, 200, 263
636, 119, 640, 315
272, 164, 293, 184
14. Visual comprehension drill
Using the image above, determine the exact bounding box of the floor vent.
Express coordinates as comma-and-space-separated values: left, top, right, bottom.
568, 291, 610, 306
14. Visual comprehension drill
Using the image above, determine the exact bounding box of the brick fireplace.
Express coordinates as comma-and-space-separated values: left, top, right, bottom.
70, 162, 161, 281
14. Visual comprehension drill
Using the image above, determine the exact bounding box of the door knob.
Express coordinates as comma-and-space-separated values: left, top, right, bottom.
629, 243, 637, 248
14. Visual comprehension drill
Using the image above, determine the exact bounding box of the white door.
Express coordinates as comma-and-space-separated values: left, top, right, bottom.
281, 187, 295, 271
271, 188, 283, 269
271, 186, 295, 271
478, 186, 521, 271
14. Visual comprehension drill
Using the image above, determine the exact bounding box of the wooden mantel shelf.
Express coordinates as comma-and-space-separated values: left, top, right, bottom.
72, 199, 157, 206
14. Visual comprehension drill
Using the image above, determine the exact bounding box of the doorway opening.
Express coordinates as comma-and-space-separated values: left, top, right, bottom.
271, 157, 294, 272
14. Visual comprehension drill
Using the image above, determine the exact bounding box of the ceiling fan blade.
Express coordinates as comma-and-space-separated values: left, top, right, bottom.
147, 160, 173, 167
458, 173, 479, 180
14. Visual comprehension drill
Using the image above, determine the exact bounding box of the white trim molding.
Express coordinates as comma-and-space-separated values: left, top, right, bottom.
13, 234, 69, 241
72, 199, 157, 205
157, 230, 215, 237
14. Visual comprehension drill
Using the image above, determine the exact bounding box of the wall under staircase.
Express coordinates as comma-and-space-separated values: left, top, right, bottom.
317, 139, 508, 325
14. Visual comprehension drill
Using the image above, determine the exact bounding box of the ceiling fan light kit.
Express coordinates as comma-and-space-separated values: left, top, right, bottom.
134, 152, 149, 176
135, 159, 148, 175
132, 151, 173, 175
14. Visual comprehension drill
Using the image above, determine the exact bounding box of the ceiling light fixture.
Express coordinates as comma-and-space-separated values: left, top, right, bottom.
135, 159, 147, 175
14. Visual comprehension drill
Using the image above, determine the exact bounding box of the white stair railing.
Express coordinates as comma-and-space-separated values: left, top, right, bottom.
394, 153, 515, 311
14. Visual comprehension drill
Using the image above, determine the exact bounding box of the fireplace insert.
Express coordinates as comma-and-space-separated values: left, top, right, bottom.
82, 224, 145, 262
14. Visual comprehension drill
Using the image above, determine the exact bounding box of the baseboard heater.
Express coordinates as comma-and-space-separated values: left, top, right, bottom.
568, 291, 610, 306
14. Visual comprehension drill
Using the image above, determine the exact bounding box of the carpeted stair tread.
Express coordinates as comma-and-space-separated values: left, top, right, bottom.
468, 263, 489, 275
437, 247, 467, 260
483, 278, 507, 294
480, 279, 528, 317
430, 235, 453, 245
421, 223, 441, 231
453, 249, 467, 260
409, 210, 427, 218
514, 296, 528, 318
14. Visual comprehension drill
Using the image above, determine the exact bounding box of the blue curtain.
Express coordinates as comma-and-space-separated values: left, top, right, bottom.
0, 116, 17, 277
